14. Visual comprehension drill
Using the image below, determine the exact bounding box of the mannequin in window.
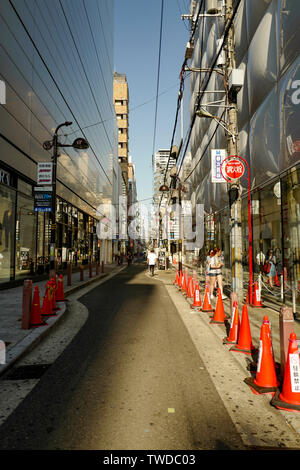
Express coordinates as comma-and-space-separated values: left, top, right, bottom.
2, 210, 12, 250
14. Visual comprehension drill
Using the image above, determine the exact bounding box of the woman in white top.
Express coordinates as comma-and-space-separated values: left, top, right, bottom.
215, 248, 226, 299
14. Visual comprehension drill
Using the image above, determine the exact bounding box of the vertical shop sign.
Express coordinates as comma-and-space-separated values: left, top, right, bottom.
211, 149, 226, 183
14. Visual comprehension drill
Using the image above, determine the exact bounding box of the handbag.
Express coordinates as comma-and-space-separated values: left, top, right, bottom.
263, 262, 271, 274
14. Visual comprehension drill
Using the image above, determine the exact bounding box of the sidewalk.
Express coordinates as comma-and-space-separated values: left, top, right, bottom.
0, 262, 125, 378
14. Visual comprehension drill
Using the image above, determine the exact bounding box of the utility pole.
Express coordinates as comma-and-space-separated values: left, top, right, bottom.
224, 0, 243, 301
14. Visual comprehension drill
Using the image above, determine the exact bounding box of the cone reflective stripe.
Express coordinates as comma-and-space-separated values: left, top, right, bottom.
191, 282, 202, 308
251, 281, 262, 307
271, 333, 300, 412
56, 274, 65, 301
230, 305, 255, 355
223, 302, 239, 344
201, 287, 213, 313
244, 323, 279, 395
30, 286, 45, 327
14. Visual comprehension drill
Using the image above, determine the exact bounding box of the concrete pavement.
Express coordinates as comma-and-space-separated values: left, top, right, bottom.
0, 262, 126, 378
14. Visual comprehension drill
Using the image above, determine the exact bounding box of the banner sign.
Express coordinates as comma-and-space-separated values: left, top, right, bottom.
37, 162, 53, 185
211, 149, 226, 183
34, 187, 52, 212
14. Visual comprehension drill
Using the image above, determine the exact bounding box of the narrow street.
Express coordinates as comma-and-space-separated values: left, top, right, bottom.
0, 264, 245, 450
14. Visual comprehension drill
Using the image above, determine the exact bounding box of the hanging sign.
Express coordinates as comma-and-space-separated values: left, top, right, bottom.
211, 149, 226, 183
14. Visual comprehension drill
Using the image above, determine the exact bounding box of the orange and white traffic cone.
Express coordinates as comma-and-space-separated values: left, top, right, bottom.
191, 282, 202, 309
178, 271, 183, 289
244, 323, 279, 395
41, 285, 52, 316
230, 304, 255, 355
251, 281, 262, 307
271, 332, 300, 412
30, 286, 46, 327
201, 286, 213, 313
181, 273, 187, 293
56, 274, 65, 301
186, 276, 194, 299
223, 301, 239, 344
174, 269, 179, 286
210, 289, 226, 324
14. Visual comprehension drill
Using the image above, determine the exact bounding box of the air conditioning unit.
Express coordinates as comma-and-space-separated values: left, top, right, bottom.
185, 40, 194, 60
229, 69, 244, 93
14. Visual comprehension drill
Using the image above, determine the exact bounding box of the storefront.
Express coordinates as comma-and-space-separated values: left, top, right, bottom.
200, 164, 300, 308
0, 163, 101, 286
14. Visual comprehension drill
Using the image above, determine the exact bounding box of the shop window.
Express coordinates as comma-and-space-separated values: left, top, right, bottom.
15, 192, 36, 278
0, 185, 16, 283
282, 168, 300, 301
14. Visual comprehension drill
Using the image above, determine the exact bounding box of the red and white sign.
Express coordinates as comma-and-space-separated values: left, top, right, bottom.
37, 162, 53, 185
223, 158, 244, 180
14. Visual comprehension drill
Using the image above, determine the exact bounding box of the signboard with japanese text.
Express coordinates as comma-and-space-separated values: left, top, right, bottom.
211, 149, 226, 183
37, 162, 53, 185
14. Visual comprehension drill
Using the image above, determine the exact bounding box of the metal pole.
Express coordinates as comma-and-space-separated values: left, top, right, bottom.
225, 0, 243, 302
50, 133, 58, 270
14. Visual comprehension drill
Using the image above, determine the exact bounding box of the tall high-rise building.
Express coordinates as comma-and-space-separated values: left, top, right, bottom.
153, 149, 176, 205
0, 0, 119, 285
113, 72, 129, 196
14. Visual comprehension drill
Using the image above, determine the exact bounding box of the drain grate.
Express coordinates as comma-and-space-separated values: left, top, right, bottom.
3, 363, 52, 380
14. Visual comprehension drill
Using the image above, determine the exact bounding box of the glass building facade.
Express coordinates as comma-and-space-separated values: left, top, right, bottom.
0, 0, 120, 285
180, 0, 300, 309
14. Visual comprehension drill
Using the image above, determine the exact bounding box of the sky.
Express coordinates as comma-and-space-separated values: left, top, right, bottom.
114, 0, 190, 205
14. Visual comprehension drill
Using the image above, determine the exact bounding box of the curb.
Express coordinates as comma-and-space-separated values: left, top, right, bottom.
0, 267, 124, 379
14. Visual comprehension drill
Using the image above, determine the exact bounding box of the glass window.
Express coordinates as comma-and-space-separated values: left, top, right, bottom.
15, 192, 36, 278
0, 185, 16, 283
282, 167, 300, 306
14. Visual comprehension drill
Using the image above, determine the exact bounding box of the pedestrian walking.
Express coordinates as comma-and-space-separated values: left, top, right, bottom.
147, 249, 157, 276
265, 249, 276, 289
205, 250, 214, 287
215, 248, 226, 299
208, 248, 219, 299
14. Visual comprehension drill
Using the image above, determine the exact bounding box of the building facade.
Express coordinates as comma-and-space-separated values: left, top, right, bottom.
183, 0, 300, 306
0, 0, 119, 286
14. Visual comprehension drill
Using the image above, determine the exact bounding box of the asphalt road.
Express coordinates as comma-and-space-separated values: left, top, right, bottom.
0, 263, 246, 450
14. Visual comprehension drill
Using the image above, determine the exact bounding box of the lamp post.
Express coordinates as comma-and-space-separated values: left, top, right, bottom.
43, 122, 89, 270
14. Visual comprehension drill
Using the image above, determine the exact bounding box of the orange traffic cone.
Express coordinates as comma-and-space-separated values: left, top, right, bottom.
178, 271, 183, 289
251, 281, 262, 307
230, 305, 255, 355
245, 283, 250, 304
223, 301, 239, 344
244, 323, 279, 395
191, 282, 202, 309
201, 286, 213, 313
30, 286, 46, 327
174, 269, 179, 286
56, 274, 65, 301
41, 284, 53, 316
186, 276, 194, 298
210, 289, 226, 323
181, 273, 187, 293
50, 278, 60, 311
271, 332, 300, 412
275, 272, 280, 287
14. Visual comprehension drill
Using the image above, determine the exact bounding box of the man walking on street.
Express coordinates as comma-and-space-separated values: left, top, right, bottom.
147, 249, 157, 276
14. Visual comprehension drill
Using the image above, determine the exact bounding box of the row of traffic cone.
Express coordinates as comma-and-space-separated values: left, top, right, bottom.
29, 274, 66, 328
174, 267, 300, 413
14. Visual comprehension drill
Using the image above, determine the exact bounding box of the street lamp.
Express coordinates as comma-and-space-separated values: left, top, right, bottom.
43, 122, 89, 269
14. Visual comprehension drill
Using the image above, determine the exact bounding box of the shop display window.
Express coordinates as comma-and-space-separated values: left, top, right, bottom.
0, 185, 16, 283
15, 192, 36, 278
